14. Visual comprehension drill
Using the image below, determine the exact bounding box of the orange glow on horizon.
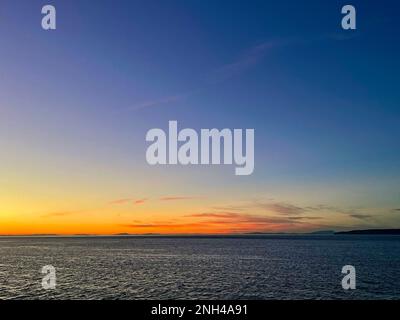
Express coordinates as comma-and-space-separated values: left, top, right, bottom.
0, 218, 316, 236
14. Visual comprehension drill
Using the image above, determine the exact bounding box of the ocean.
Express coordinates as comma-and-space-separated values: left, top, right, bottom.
0, 235, 399, 300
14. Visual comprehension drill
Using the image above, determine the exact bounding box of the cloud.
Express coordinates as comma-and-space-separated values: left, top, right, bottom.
328, 32, 360, 41
287, 216, 322, 221
211, 205, 247, 212
118, 196, 389, 234
109, 198, 132, 205
253, 201, 374, 221
208, 41, 280, 83
185, 211, 322, 232
207, 35, 336, 83
109, 198, 148, 205
188, 212, 241, 219
121, 196, 381, 233
129, 92, 190, 111
349, 214, 372, 220
134, 199, 147, 205
257, 202, 306, 215
212, 201, 308, 216
41, 211, 76, 218
122, 222, 203, 229
128, 40, 283, 112
305, 205, 340, 211
129, 34, 345, 113
160, 196, 199, 201
120, 209, 323, 234
206, 200, 382, 227
110, 196, 202, 205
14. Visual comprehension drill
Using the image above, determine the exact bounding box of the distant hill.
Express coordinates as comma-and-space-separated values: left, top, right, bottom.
309, 230, 335, 235
244, 230, 335, 235
244, 232, 288, 235
335, 229, 400, 235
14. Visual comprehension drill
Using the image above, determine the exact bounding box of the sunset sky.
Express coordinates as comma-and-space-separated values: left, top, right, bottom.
1, 0, 399, 235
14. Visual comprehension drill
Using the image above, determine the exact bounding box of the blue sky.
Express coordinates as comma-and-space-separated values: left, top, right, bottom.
0, 0, 399, 234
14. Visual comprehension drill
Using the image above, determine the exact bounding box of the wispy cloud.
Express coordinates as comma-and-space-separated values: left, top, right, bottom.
184, 210, 322, 233
134, 198, 147, 205
187, 211, 319, 224
212, 200, 308, 216
208, 41, 281, 83
328, 32, 360, 41
128, 34, 350, 113
209, 199, 383, 225
109, 198, 148, 205
349, 214, 373, 221
122, 222, 203, 229
256, 202, 306, 215
160, 196, 200, 201
117, 198, 388, 234
109, 198, 132, 205
129, 92, 191, 111
188, 212, 240, 218
287, 216, 322, 221
42, 211, 75, 218
128, 40, 284, 111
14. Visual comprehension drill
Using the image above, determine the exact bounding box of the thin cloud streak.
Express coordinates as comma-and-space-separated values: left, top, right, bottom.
127, 39, 287, 111
110, 198, 148, 205
160, 196, 200, 201
128, 92, 189, 111
349, 214, 373, 220
41, 211, 75, 218
109, 198, 132, 205
134, 199, 147, 205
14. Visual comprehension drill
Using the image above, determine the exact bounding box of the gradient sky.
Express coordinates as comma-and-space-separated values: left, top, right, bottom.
0, 0, 399, 235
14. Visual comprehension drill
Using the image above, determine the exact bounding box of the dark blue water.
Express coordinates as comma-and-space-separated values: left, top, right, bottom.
0, 235, 399, 299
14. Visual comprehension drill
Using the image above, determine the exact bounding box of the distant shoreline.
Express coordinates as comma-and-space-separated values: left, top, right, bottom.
1, 229, 400, 238
335, 229, 400, 235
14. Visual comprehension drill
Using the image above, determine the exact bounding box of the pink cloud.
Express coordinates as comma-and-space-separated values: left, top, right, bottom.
160, 196, 199, 201
109, 198, 132, 205
134, 199, 147, 205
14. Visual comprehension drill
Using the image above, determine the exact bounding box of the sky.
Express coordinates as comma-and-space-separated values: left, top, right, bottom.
0, 0, 399, 235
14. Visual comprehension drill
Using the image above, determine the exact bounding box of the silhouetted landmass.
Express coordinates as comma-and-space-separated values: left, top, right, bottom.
335, 229, 400, 235
114, 233, 162, 236
0, 234, 59, 237
310, 230, 335, 235
244, 232, 288, 235
245, 230, 335, 235
2, 230, 400, 238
